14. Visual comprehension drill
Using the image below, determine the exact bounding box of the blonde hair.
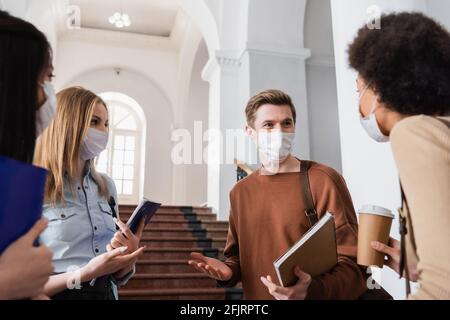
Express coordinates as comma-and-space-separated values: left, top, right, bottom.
34, 86, 109, 206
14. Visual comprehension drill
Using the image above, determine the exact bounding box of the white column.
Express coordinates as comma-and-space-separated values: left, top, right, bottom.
202, 51, 247, 220
330, 0, 427, 300
244, 44, 312, 160
203, 43, 311, 221
245, 0, 311, 160
202, 0, 312, 220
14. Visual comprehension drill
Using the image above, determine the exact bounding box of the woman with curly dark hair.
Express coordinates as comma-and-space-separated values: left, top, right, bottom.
348, 12, 450, 300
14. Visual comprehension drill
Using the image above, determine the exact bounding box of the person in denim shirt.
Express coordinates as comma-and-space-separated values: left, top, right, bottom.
34, 87, 145, 300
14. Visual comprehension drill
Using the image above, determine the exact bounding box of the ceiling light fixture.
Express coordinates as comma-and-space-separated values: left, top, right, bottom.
109, 12, 131, 28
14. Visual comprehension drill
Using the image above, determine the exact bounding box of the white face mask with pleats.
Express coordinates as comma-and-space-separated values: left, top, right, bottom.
36, 81, 57, 136
358, 84, 389, 143
256, 130, 295, 165
80, 128, 109, 161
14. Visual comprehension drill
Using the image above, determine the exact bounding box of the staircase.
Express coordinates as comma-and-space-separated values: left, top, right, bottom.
117, 205, 243, 300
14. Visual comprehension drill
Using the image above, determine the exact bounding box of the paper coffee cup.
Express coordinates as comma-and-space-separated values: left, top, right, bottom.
357, 205, 394, 268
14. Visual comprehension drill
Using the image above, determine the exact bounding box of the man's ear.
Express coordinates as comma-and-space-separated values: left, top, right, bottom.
245, 124, 254, 137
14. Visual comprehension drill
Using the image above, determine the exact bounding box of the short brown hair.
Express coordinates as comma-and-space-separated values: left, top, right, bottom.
245, 89, 296, 127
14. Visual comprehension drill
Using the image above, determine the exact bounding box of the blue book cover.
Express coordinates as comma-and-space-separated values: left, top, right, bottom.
0, 156, 48, 253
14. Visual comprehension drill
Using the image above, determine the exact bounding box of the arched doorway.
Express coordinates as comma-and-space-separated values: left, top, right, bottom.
97, 92, 146, 205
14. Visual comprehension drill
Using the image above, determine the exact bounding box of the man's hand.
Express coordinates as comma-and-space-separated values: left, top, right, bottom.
260, 266, 312, 300
371, 237, 419, 281
188, 252, 233, 281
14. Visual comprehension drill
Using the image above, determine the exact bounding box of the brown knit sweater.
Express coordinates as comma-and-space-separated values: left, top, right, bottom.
219, 160, 367, 300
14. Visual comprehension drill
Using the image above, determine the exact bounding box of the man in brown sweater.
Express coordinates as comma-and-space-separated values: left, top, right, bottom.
188, 90, 367, 299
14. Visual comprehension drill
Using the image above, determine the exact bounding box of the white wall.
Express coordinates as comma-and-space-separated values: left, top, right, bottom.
181, 40, 210, 206
65, 68, 174, 205
247, 0, 311, 161
201, 0, 312, 219
0, 0, 64, 59
52, 11, 214, 206
305, 64, 341, 171
305, 0, 342, 172
54, 28, 181, 205
54, 28, 178, 110
0, 0, 29, 18
179, 0, 221, 58
427, 0, 450, 30
3, 0, 214, 207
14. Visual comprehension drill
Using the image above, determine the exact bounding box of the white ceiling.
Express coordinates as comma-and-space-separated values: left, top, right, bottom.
70, 0, 181, 37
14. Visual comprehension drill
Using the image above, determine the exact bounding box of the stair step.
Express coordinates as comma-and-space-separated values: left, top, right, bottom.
118, 204, 231, 300
143, 228, 228, 238
124, 273, 217, 289
120, 213, 217, 221
140, 237, 227, 248
135, 260, 196, 273
142, 247, 225, 260
121, 211, 216, 216
119, 206, 213, 215
118, 288, 243, 300
147, 220, 228, 228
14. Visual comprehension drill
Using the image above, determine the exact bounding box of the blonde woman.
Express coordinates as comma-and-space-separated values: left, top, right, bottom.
34, 87, 145, 300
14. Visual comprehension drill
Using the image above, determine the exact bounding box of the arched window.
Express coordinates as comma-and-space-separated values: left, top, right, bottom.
96, 92, 145, 205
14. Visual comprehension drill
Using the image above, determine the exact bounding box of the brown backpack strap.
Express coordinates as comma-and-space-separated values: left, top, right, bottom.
300, 160, 319, 228
398, 181, 411, 297
437, 117, 450, 128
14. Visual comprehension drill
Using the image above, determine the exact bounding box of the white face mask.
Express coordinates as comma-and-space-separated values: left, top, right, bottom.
256, 130, 295, 166
358, 84, 389, 143
80, 128, 109, 161
36, 81, 57, 136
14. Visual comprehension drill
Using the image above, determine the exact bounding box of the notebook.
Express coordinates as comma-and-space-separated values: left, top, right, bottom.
0, 156, 48, 253
274, 212, 338, 287
126, 198, 161, 233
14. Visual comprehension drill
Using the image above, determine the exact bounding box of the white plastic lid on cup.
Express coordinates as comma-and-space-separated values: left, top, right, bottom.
358, 205, 395, 219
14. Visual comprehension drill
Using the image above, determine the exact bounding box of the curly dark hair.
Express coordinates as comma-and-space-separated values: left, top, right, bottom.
348, 12, 450, 116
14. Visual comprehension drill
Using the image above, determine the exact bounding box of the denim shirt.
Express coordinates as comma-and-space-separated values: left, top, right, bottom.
40, 166, 132, 297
